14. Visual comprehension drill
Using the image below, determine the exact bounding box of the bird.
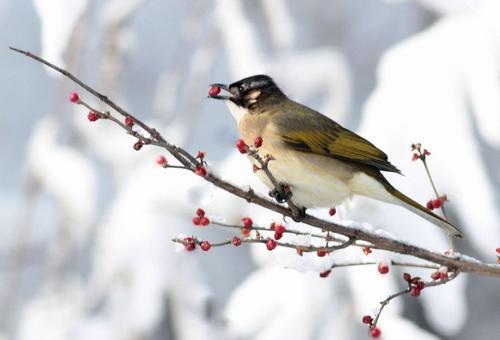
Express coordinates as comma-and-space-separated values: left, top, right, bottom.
208, 74, 463, 238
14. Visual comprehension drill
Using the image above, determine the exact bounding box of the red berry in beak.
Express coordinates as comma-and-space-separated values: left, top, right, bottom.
208, 86, 221, 97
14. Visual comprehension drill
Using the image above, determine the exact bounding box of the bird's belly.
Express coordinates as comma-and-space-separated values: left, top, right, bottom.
251, 150, 354, 208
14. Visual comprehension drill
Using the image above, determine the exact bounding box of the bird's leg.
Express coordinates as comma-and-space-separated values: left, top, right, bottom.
268, 183, 292, 203
268, 183, 306, 221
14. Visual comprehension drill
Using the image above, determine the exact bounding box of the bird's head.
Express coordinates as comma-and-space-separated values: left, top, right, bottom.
209, 74, 284, 111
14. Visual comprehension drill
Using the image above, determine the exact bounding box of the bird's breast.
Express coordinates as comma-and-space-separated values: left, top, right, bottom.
239, 121, 356, 208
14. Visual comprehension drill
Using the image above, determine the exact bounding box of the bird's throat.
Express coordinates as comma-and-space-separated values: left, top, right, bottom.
225, 100, 249, 124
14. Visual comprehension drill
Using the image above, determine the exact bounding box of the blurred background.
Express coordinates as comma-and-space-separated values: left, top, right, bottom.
1, 0, 500, 339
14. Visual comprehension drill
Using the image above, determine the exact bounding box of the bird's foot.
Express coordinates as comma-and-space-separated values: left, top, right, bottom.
290, 206, 306, 222
268, 183, 292, 204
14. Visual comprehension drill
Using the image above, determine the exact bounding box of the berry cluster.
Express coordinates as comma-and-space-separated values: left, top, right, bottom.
69, 91, 153, 153
411, 143, 431, 161
270, 222, 286, 240
403, 272, 425, 297
361, 315, 381, 338
241, 217, 253, 237
181, 236, 212, 252
426, 195, 447, 210
236, 136, 264, 154
192, 208, 210, 226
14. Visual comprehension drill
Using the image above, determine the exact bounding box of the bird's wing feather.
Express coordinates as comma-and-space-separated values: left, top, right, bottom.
274, 105, 401, 173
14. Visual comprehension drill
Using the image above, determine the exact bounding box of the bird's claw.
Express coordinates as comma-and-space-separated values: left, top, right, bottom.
268, 183, 292, 203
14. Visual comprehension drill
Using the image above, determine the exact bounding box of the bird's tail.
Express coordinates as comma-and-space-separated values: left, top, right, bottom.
364, 171, 464, 238
390, 187, 463, 238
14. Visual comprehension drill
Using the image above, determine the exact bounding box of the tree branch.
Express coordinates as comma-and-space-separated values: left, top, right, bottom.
10, 46, 500, 278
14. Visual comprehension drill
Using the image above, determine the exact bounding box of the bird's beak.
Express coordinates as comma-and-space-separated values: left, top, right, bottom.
208, 83, 233, 100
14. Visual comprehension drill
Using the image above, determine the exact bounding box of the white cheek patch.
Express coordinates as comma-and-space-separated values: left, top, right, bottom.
245, 90, 261, 100
225, 100, 249, 123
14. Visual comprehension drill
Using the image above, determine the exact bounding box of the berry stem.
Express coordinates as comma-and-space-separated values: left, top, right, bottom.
211, 220, 373, 249
421, 157, 448, 219
370, 270, 459, 328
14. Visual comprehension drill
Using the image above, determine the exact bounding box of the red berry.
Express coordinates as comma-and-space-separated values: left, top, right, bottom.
69, 91, 79, 103
317, 250, 329, 257
319, 270, 331, 278
274, 224, 285, 234
370, 327, 381, 338
195, 166, 207, 177
241, 228, 250, 237
200, 241, 211, 251
416, 281, 425, 290
156, 155, 167, 166
439, 272, 448, 280
362, 247, 372, 256
423, 149, 431, 156
296, 248, 303, 256
328, 207, 336, 216
196, 208, 205, 217
252, 164, 260, 172
254, 136, 263, 148
377, 262, 389, 274
192, 217, 201, 225
133, 140, 143, 150
426, 200, 434, 210
266, 238, 277, 250
232, 237, 242, 246
241, 217, 253, 228
496, 247, 500, 254
362, 315, 373, 324
196, 151, 206, 159
433, 198, 442, 209
410, 277, 421, 285
430, 271, 440, 280
236, 139, 248, 154
87, 111, 98, 122
412, 153, 420, 161
410, 287, 421, 297
274, 232, 283, 240
403, 273, 412, 282
200, 217, 210, 226
125, 116, 134, 127
208, 86, 221, 97
183, 237, 196, 251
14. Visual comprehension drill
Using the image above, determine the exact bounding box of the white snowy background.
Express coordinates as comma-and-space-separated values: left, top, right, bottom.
1, 0, 500, 339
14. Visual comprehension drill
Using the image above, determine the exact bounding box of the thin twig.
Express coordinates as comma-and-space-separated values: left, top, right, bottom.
371, 271, 459, 327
